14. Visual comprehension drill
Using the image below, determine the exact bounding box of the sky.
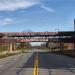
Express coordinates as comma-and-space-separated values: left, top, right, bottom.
0, 0, 75, 32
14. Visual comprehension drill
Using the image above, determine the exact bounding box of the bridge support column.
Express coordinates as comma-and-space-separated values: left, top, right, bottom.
60, 42, 63, 51
73, 41, 75, 51
13, 43, 16, 50
9, 42, 13, 52
59, 35, 64, 54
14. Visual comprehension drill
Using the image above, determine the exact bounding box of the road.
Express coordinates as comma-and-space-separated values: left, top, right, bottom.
0, 50, 75, 75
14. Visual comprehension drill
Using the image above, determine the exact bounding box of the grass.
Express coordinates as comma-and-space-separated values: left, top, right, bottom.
0, 52, 20, 59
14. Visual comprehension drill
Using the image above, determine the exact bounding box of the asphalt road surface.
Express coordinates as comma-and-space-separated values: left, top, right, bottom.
0, 50, 75, 75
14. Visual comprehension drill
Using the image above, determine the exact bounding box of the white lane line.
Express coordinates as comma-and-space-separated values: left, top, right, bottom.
68, 64, 74, 67
0, 65, 4, 68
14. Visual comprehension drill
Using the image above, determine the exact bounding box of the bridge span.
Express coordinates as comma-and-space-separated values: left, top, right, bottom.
0, 31, 75, 51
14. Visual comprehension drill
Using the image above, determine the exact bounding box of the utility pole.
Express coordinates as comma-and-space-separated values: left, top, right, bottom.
74, 19, 75, 31
73, 19, 75, 51
55, 28, 60, 51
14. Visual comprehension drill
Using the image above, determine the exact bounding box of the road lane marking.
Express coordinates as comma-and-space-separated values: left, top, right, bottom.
68, 64, 74, 67
34, 53, 38, 75
0, 65, 4, 68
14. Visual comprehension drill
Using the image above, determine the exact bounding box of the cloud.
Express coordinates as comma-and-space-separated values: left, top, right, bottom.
0, 0, 55, 12
0, 18, 14, 25
40, 4, 56, 12
0, 0, 40, 11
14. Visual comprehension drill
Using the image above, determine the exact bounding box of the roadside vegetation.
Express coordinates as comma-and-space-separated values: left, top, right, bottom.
0, 44, 20, 59
46, 42, 75, 58
0, 45, 8, 52
16, 42, 32, 52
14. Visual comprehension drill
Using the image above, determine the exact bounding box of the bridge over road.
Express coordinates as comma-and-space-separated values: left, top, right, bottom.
0, 31, 75, 51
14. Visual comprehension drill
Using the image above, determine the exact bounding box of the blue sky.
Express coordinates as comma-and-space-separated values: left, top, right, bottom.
0, 0, 75, 32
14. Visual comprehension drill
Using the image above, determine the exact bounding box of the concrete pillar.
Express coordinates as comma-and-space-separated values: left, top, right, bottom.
60, 35, 63, 54
13, 43, 16, 50
9, 43, 13, 52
